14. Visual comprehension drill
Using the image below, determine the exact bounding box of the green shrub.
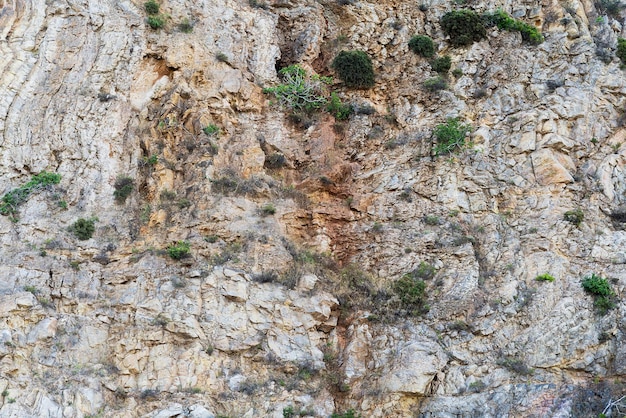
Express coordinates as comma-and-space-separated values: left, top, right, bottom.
582, 274, 612, 297
422, 76, 448, 92
263, 65, 330, 113
70, 218, 96, 240
441, 10, 486, 46
331, 50, 375, 89
535, 273, 555, 282
144, 0, 159, 14
113, 176, 133, 204
452, 68, 463, 77
433, 117, 472, 155
260, 203, 276, 216
147, 15, 165, 29
203, 124, 220, 136
331, 410, 361, 418
431, 55, 452, 73
0, 171, 61, 218
563, 209, 584, 226
326, 92, 353, 120
617, 38, 626, 64
392, 274, 429, 316
484, 10, 544, 45
499, 356, 533, 375
178, 18, 193, 33
167, 241, 191, 260
408, 35, 436, 58
582, 274, 616, 315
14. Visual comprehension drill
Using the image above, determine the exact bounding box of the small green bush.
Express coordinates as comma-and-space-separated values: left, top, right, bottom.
582, 274, 612, 297
392, 274, 429, 316
167, 241, 191, 260
144, 0, 159, 14
203, 124, 220, 136
70, 218, 96, 240
441, 10, 486, 47
260, 203, 276, 216
408, 35, 436, 58
564, 209, 584, 226
535, 273, 555, 282
147, 15, 165, 29
582, 273, 616, 315
617, 38, 626, 65
433, 117, 472, 155
423, 76, 448, 92
331, 50, 375, 89
178, 18, 193, 33
431, 55, 452, 73
113, 176, 134, 204
326, 92, 353, 120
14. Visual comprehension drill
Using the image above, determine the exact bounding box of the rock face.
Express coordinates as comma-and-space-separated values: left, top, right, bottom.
1, 0, 626, 416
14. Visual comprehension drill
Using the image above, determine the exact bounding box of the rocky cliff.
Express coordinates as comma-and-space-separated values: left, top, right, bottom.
1, 0, 626, 416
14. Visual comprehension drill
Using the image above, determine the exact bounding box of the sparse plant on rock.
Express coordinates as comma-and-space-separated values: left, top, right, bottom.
264, 65, 330, 113
483, 9, 544, 44
0, 171, 61, 219
392, 274, 429, 316
433, 117, 472, 155
167, 241, 190, 260
147, 15, 165, 29
113, 175, 134, 204
331, 50, 375, 89
326, 92, 353, 120
617, 38, 626, 65
535, 273, 555, 282
423, 76, 448, 92
564, 208, 584, 226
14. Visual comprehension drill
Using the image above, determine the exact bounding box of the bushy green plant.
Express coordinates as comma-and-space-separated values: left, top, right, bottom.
617, 38, 626, 64
178, 18, 193, 33
203, 124, 220, 136
408, 35, 436, 57
563, 209, 584, 226
113, 176, 133, 204
331, 410, 361, 418
441, 10, 486, 46
392, 274, 429, 316
331, 50, 375, 89
144, 0, 159, 14
147, 15, 165, 29
326, 92, 353, 120
70, 218, 96, 240
0, 171, 61, 218
535, 273, 555, 282
423, 76, 448, 92
484, 10, 544, 45
431, 55, 452, 73
167, 241, 190, 260
582, 274, 616, 315
433, 117, 472, 155
264, 65, 330, 113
